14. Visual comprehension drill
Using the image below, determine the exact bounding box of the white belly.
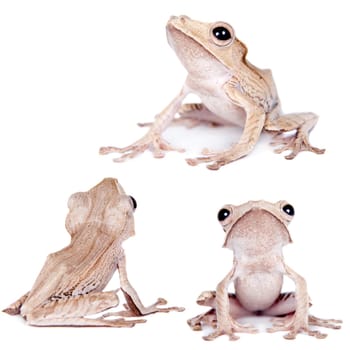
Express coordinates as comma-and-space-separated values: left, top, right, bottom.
235, 272, 283, 312
200, 92, 246, 127
186, 73, 247, 127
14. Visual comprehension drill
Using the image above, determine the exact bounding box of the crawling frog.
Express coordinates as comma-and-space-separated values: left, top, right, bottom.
100, 16, 325, 170
188, 200, 341, 340
3, 178, 183, 326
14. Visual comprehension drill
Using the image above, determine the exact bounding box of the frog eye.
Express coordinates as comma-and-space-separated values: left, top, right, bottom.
282, 203, 294, 216
211, 22, 234, 46
129, 196, 137, 210
213, 26, 231, 41
218, 208, 231, 221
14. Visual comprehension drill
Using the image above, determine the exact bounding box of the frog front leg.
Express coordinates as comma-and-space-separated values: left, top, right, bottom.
186, 83, 266, 170
99, 88, 188, 161
204, 267, 258, 341
116, 252, 184, 316
265, 112, 325, 159
187, 290, 252, 332
23, 291, 145, 327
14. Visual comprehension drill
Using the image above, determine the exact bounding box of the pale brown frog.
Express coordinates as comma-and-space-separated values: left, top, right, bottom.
188, 200, 341, 340
3, 178, 183, 326
100, 16, 324, 170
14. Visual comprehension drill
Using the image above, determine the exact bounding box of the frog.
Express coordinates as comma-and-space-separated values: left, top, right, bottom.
3, 178, 183, 326
100, 16, 325, 170
187, 200, 341, 340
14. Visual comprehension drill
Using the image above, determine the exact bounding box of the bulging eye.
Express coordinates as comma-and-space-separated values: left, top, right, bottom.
129, 196, 137, 210
218, 208, 231, 222
213, 26, 231, 41
211, 23, 234, 46
282, 204, 294, 216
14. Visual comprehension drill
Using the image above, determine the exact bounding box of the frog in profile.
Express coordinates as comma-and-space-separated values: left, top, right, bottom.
101, 16, 324, 170
3, 178, 183, 326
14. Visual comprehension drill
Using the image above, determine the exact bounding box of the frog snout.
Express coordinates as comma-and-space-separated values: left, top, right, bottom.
169, 15, 190, 23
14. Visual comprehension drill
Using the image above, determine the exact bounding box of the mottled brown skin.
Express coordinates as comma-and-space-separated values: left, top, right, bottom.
100, 16, 325, 170
3, 178, 183, 326
188, 200, 341, 340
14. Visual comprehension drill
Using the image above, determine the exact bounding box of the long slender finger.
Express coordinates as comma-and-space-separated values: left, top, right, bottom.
283, 331, 297, 340
156, 138, 185, 152
309, 315, 342, 329
207, 161, 224, 171
308, 330, 327, 339
186, 156, 212, 166
203, 329, 224, 341
155, 306, 185, 313
309, 146, 325, 154
100, 143, 139, 154
285, 151, 298, 160
112, 151, 142, 162
155, 298, 167, 306
137, 122, 153, 127
100, 146, 123, 155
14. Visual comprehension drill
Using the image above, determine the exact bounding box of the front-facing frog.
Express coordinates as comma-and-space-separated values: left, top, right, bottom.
3, 178, 183, 326
188, 200, 341, 340
100, 16, 324, 170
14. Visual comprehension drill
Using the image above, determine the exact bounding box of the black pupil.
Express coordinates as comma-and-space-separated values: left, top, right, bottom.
218, 208, 230, 221
282, 204, 294, 216
130, 196, 137, 210
213, 26, 231, 41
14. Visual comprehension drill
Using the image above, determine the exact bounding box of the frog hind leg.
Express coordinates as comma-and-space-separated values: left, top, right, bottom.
176, 103, 232, 128
263, 292, 298, 317
188, 308, 217, 331
186, 105, 266, 170
138, 103, 229, 129
187, 291, 252, 331
265, 292, 342, 336
25, 290, 145, 327
265, 112, 325, 159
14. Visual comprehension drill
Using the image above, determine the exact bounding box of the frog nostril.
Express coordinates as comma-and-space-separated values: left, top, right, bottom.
179, 15, 190, 22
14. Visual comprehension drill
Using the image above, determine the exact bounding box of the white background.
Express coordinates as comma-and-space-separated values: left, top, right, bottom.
0, 0, 349, 349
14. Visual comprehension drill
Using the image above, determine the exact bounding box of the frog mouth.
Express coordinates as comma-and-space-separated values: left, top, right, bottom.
166, 22, 193, 51
166, 24, 221, 72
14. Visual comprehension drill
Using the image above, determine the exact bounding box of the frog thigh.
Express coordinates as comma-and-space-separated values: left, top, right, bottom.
262, 292, 297, 316
178, 103, 230, 126
26, 290, 121, 326
188, 291, 252, 331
